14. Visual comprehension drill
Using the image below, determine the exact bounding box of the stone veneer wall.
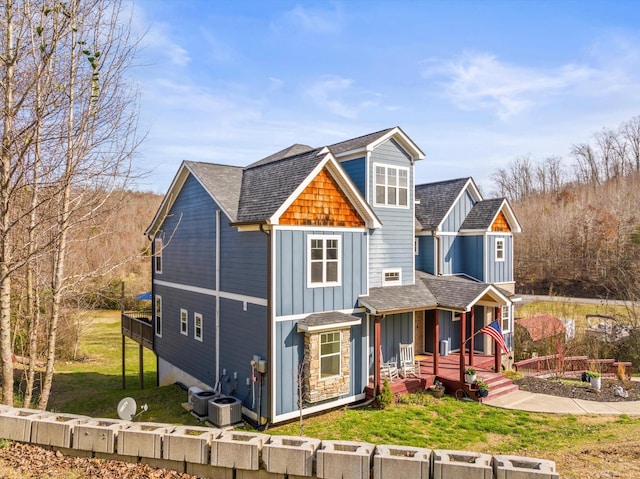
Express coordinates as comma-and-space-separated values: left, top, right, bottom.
303, 328, 351, 404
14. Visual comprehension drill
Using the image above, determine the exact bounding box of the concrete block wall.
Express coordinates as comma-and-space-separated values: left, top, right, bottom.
0, 406, 560, 478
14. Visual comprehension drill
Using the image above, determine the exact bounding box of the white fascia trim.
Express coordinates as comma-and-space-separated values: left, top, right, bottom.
435, 231, 459, 236
358, 298, 377, 315
277, 225, 367, 233
415, 231, 432, 236
271, 393, 366, 424
145, 163, 190, 236
368, 127, 425, 160
436, 178, 483, 231
237, 224, 261, 232
275, 308, 365, 323
297, 318, 362, 333
500, 199, 523, 233
466, 286, 511, 311
153, 279, 267, 306
269, 153, 381, 229
486, 231, 514, 237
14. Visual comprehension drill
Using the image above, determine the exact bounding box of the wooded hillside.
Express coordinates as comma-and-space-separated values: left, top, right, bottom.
493, 116, 640, 300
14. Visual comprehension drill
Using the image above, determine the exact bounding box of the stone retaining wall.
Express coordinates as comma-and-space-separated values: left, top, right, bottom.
0, 406, 559, 478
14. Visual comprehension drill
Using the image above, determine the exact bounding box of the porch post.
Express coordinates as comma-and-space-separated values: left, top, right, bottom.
494, 307, 502, 372
459, 311, 466, 385
433, 310, 439, 376
469, 307, 475, 367
374, 316, 382, 395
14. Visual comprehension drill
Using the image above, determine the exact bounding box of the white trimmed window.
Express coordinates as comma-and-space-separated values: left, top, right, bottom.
375, 164, 409, 207
495, 238, 505, 262
414, 237, 419, 255
194, 313, 203, 342
154, 295, 162, 337
382, 268, 402, 286
308, 235, 341, 287
154, 237, 163, 273
501, 305, 510, 333
180, 309, 188, 336
320, 331, 341, 378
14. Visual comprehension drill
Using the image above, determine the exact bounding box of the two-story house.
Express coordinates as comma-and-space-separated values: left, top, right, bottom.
144, 127, 521, 425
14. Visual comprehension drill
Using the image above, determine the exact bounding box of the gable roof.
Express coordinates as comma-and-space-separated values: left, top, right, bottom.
460, 197, 522, 233
145, 161, 243, 236
415, 177, 476, 230
328, 126, 425, 160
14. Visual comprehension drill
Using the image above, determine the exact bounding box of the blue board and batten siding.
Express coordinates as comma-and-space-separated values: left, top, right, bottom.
462, 235, 484, 281
275, 318, 367, 416
486, 235, 513, 284
441, 190, 475, 232
153, 173, 269, 398
275, 229, 367, 316
369, 313, 413, 372
368, 139, 415, 287
415, 235, 436, 274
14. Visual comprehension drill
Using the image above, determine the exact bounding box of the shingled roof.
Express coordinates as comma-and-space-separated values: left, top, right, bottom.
327, 128, 395, 156
460, 198, 506, 231
414, 178, 471, 230
359, 270, 513, 315
185, 161, 244, 222
247, 143, 314, 168
236, 147, 326, 224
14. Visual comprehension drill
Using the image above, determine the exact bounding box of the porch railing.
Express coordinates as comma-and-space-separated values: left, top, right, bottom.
121, 311, 153, 350
514, 354, 632, 378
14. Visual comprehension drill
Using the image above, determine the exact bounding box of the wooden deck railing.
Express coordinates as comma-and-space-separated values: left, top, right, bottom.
514, 354, 632, 378
121, 311, 153, 350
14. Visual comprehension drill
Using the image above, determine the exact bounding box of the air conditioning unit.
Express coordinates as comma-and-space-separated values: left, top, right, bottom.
208, 396, 242, 427
187, 386, 203, 405
191, 390, 217, 417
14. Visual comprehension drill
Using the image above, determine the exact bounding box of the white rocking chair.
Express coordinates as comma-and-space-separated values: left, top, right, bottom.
380, 347, 399, 382
399, 342, 421, 378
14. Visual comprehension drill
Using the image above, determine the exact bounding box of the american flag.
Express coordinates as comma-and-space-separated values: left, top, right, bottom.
480, 320, 509, 354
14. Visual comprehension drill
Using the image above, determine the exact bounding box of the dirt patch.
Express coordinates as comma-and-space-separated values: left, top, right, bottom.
514, 376, 640, 402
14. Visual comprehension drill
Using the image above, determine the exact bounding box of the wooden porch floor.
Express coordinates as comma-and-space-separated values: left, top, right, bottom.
364, 352, 518, 401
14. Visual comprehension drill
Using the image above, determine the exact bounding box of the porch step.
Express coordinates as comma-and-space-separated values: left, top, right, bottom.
478, 373, 519, 402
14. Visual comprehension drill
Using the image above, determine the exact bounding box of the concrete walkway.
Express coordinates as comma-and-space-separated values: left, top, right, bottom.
485, 389, 640, 415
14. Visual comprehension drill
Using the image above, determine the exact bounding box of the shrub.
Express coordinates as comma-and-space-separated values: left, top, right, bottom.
376, 379, 394, 409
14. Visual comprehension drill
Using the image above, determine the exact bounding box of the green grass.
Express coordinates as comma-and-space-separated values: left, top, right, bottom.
39, 309, 640, 466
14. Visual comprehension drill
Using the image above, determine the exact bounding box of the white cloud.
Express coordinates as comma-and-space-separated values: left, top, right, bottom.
424, 52, 599, 120
276, 4, 343, 34
306, 76, 380, 119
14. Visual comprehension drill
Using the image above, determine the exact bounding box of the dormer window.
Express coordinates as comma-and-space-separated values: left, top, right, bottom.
375, 164, 409, 207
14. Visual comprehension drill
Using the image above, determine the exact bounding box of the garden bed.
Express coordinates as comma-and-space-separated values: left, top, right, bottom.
514, 376, 640, 402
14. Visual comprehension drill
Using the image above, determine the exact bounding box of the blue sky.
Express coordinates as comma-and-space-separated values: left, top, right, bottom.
130, 1, 640, 194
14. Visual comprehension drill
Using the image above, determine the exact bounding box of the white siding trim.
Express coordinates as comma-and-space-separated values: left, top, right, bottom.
153, 279, 267, 306
270, 393, 366, 424
275, 225, 367, 233
275, 308, 365, 323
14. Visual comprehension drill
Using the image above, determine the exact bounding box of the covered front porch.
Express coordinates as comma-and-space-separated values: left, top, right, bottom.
364, 352, 518, 401
359, 272, 516, 400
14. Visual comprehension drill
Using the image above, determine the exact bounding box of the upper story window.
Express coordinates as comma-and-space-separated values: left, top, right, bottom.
194, 312, 203, 342
320, 331, 341, 378
308, 235, 341, 288
180, 309, 188, 336
154, 237, 163, 274
155, 295, 162, 337
375, 164, 409, 207
495, 238, 505, 262
382, 268, 402, 286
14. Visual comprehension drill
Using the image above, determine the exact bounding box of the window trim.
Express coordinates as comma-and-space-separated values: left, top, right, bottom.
194, 312, 203, 342
154, 295, 162, 337
307, 235, 342, 288
453, 312, 461, 322
414, 237, 419, 256
180, 308, 188, 336
495, 238, 505, 262
373, 163, 410, 208
154, 237, 163, 274
382, 268, 402, 286
319, 330, 342, 380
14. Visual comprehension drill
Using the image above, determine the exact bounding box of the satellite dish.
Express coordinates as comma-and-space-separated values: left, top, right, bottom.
117, 397, 137, 420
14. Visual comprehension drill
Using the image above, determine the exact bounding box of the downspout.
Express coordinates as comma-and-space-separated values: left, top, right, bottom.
259, 223, 271, 426
216, 210, 221, 386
